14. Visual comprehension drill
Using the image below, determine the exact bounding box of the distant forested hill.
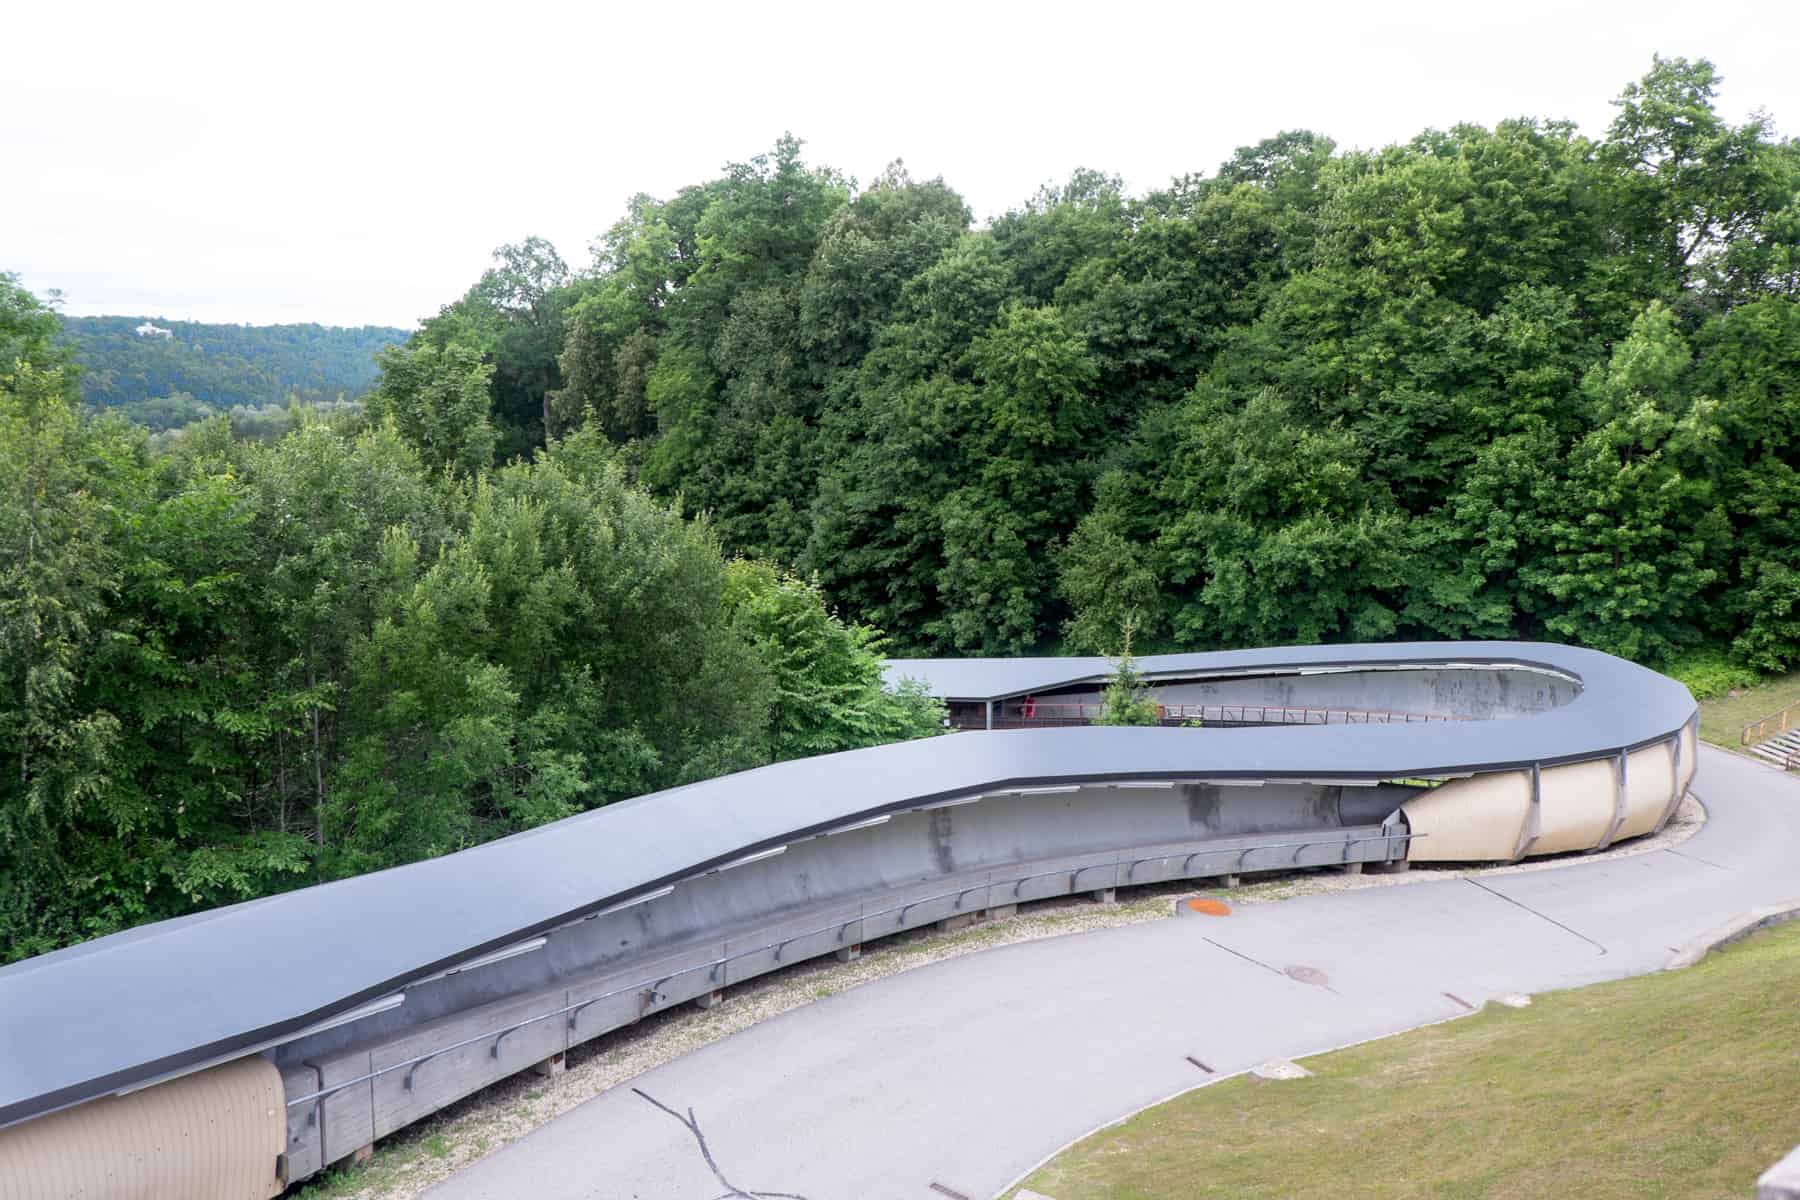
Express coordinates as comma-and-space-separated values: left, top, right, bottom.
58, 316, 409, 429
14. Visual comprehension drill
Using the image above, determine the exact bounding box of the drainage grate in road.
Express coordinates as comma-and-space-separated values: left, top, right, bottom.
1443, 991, 1474, 1010
929, 1183, 971, 1200
1185, 1055, 1215, 1073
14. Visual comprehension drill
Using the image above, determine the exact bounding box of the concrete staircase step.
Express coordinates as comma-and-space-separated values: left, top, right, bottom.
1750, 732, 1800, 768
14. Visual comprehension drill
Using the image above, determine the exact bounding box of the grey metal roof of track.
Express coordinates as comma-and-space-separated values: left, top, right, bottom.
0, 641, 1694, 1129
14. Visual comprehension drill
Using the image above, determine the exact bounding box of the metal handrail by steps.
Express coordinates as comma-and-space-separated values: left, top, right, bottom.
1748, 730, 1800, 772
1743, 699, 1800, 746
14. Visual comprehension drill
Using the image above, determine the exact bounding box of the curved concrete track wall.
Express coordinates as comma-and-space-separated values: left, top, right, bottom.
422, 746, 1796, 1200
0, 641, 1698, 1195
992, 666, 1581, 720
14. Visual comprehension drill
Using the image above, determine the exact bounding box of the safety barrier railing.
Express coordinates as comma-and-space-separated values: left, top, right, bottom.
1743, 700, 1800, 746
284, 828, 1421, 1125
969, 702, 1464, 730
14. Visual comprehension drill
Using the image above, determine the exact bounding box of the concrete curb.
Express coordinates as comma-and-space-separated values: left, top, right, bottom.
1664, 900, 1800, 970
990, 897, 1795, 1199
1759, 1144, 1800, 1199
988, 1005, 1483, 1199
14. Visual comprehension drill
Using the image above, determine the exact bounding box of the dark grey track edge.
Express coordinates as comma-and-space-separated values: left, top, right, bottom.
0, 640, 1695, 1127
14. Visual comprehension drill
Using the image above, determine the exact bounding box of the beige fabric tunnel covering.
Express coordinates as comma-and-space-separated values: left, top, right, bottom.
0, 1055, 286, 1200
1400, 770, 1532, 861
1616, 741, 1677, 841
1401, 730, 1687, 862
1532, 758, 1619, 855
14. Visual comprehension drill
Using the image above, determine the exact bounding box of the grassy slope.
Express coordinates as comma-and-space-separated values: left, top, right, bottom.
1696, 668, 1800, 748
1015, 922, 1800, 1200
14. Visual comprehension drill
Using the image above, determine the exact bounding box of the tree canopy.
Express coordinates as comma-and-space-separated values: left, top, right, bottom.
396, 59, 1794, 674
6, 55, 1798, 958
0, 276, 941, 960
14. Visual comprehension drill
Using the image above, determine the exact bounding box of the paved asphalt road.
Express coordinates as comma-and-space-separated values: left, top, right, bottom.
426, 746, 1800, 1200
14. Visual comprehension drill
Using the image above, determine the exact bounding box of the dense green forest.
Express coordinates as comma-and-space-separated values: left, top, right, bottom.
4, 55, 1798, 958
366, 56, 1797, 674
59, 315, 407, 432
2, 281, 940, 960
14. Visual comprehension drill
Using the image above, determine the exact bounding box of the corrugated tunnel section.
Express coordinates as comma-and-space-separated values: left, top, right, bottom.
1401, 720, 1697, 861
0, 1056, 285, 1200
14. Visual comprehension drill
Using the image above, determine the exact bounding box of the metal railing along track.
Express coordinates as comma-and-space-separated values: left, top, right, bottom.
284, 829, 1420, 1125
961, 702, 1465, 731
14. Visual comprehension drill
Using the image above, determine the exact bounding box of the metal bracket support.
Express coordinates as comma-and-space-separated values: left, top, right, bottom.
403, 1050, 445, 1092
566, 996, 605, 1032
490, 1023, 526, 1059
1512, 763, 1543, 861
1596, 749, 1630, 851
1653, 722, 1690, 832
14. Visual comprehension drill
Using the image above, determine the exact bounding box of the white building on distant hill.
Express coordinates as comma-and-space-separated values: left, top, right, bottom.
134, 321, 173, 338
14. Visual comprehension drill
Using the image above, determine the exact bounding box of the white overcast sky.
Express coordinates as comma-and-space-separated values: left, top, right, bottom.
4, 0, 1797, 328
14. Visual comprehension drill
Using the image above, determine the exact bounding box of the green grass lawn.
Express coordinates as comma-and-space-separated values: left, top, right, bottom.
1012, 921, 1800, 1200
1696, 668, 1800, 748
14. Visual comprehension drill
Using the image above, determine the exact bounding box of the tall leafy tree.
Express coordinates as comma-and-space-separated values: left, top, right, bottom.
1602, 56, 1797, 303
1522, 305, 1727, 661
803, 237, 1019, 649
416, 237, 572, 458
367, 341, 498, 477
1698, 297, 1800, 669
930, 303, 1099, 653
722, 560, 943, 761
0, 346, 129, 953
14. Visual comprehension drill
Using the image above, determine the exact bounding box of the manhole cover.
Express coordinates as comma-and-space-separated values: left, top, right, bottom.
1185, 897, 1232, 916
1283, 964, 1330, 986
